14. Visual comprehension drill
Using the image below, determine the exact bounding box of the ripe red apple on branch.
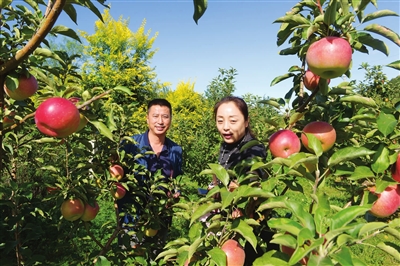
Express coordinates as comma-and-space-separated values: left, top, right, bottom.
4, 74, 38, 101
303, 70, 330, 91
301, 121, 336, 153
269, 129, 301, 158
306, 36, 352, 79
369, 185, 400, 218
221, 239, 245, 266
111, 182, 126, 199
60, 198, 85, 221
109, 164, 124, 181
80, 201, 100, 221
34, 97, 81, 138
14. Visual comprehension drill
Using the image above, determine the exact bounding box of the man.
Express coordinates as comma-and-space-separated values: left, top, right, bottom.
117, 98, 183, 250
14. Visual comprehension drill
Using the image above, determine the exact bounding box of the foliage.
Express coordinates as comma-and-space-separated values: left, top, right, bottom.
80, 9, 166, 122
155, 1, 400, 265
357, 63, 400, 104
204, 67, 238, 104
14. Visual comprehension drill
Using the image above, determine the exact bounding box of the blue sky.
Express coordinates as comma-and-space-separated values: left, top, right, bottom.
57, 0, 399, 100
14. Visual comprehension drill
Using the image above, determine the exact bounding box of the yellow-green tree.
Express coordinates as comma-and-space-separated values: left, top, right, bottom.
79, 10, 168, 136
165, 81, 220, 184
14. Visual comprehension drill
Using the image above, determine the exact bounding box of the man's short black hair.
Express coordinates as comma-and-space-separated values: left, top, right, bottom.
147, 99, 172, 116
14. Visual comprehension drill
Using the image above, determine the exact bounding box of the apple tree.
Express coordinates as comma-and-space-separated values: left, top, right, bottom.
0, 0, 178, 264
156, 0, 400, 265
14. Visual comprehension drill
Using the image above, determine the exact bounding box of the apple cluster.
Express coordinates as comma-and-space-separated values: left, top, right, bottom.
60, 198, 100, 222
109, 165, 126, 200
268, 121, 336, 159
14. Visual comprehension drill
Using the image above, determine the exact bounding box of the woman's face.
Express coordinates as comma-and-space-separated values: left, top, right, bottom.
216, 102, 248, 144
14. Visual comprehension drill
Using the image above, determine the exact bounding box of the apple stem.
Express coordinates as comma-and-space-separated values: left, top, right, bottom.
316, 0, 324, 15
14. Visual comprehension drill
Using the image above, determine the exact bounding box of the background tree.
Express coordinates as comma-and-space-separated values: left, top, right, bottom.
204, 67, 237, 104
357, 63, 400, 104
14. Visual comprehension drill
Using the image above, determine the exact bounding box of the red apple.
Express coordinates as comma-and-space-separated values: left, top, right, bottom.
35, 97, 81, 138
303, 70, 330, 91
221, 239, 245, 266
301, 121, 336, 153
4, 74, 38, 101
111, 182, 126, 199
60, 198, 85, 221
391, 153, 400, 183
369, 185, 400, 218
109, 164, 124, 181
306, 36, 352, 79
269, 129, 301, 158
80, 201, 100, 221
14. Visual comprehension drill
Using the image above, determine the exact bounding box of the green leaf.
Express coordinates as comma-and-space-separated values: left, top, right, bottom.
314, 192, 330, 234
274, 14, 310, 25
289, 112, 305, 127
387, 60, 400, 71
41, 166, 59, 173
62, 3, 78, 24
190, 202, 222, 225
253, 250, 291, 266
279, 46, 302, 56
357, 32, 389, 56
277, 23, 296, 46
340, 95, 377, 107
328, 147, 375, 167
302, 133, 323, 157
88, 121, 114, 141
330, 246, 353, 266
113, 85, 133, 95
286, 201, 315, 234
348, 166, 375, 180
268, 218, 304, 236
331, 205, 371, 230
50, 25, 81, 42
232, 219, 258, 251
371, 145, 390, 174
235, 185, 274, 200
377, 242, 400, 262
259, 99, 282, 109
208, 247, 226, 266
193, 0, 208, 24
270, 73, 296, 86
358, 222, 387, 237
0, 0, 12, 9
188, 237, 204, 262
208, 164, 229, 187
364, 24, 400, 47
362, 10, 400, 23
377, 112, 397, 137
324, 0, 338, 26
94, 256, 111, 266
270, 233, 297, 248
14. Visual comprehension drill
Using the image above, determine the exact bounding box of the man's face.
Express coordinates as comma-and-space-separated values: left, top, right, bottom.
147, 105, 171, 136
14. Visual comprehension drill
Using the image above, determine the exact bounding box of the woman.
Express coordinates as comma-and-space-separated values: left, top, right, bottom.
212, 96, 277, 265
212, 96, 265, 185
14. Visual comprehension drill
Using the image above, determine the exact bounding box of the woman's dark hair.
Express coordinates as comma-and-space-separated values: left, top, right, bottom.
147, 98, 172, 116
213, 96, 256, 138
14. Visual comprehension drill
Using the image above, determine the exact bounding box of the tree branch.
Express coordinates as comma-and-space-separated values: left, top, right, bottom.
0, 0, 67, 75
